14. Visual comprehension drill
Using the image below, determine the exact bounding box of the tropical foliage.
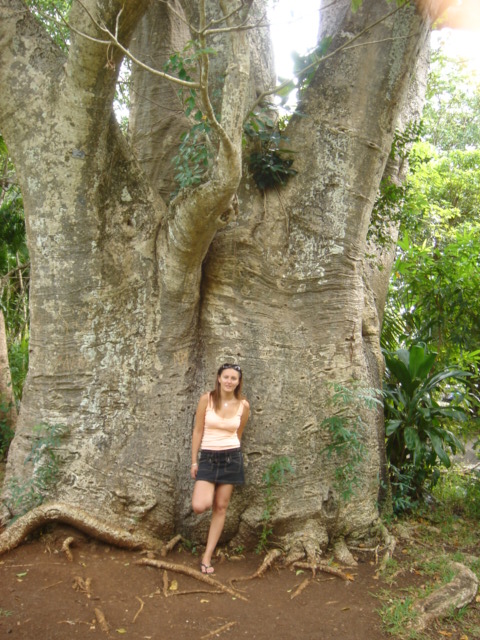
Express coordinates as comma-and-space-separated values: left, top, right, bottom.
381, 49, 480, 510
0, 135, 29, 401
384, 344, 469, 512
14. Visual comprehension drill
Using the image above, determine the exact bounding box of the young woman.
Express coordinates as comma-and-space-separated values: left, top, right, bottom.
191, 363, 250, 574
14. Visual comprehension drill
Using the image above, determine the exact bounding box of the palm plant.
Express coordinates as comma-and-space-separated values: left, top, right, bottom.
384, 343, 470, 509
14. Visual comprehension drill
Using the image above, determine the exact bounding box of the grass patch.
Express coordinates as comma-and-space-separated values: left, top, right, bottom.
376, 466, 480, 639
431, 465, 480, 520
377, 594, 422, 638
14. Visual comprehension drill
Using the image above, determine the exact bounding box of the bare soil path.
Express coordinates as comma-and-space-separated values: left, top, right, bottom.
0, 526, 392, 640
0, 523, 478, 640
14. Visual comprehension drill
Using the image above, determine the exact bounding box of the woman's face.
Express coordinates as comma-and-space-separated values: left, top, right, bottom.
218, 368, 240, 394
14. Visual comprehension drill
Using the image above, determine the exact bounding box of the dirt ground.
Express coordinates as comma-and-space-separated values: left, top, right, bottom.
0, 524, 420, 640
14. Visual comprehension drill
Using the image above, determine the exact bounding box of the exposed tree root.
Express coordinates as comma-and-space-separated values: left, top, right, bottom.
61, 536, 74, 562
333, 537, 358, 566
228, 548, 282, 586
161, 533, 182, 556
0, 502, 163, 557
135, 557, 248, 601
291, 561, 354, 582
410, 562, 478, 632
376, 522, 396, 574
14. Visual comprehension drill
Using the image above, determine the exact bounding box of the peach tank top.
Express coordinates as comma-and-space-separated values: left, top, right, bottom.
200, 396, 246, 451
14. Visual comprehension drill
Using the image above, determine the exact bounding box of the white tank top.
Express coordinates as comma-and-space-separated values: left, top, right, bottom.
200, 395, 246, 450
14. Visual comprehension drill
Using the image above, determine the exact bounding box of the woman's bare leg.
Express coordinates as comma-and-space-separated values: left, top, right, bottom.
202, 483, 234, 568
192, 480, 215, 514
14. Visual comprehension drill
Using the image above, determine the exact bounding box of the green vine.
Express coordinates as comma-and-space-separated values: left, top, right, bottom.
321, 383, 382, 502
164, 41, 216, 193
4, 422, 68, 522
256, 455, 294, 553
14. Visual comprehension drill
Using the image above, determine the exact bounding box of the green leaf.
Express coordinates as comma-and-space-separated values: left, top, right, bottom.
385, 420, 402, 436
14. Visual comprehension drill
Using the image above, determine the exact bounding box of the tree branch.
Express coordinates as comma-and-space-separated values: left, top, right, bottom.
70, 0, 200, 88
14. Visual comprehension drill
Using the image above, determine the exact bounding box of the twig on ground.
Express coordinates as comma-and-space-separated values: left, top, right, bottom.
132, 596, 145, 623
290, 577, 312, 599
42, 580, 64, 590
292, 561, 354, 581
168, 588, 225, 597
229, 548, 282, 585
61, 536, 75, 562
201, 621, 237, 639
135, 557, 247, 601
72, 576, 92, 597
94, 608, 109, 634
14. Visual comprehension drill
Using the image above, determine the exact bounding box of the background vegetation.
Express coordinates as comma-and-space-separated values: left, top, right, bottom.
381, 48, 480, 511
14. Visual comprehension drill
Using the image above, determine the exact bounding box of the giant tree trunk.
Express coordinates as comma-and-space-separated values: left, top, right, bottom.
0, 0, 438, 555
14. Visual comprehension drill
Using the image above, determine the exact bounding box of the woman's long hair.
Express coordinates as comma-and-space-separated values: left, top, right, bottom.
210, 363, 243, 411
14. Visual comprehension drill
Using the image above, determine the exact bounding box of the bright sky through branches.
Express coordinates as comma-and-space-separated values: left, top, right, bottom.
268, 1, 480, 78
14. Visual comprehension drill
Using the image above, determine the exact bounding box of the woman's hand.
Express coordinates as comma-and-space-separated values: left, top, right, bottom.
190, 463, 198, 479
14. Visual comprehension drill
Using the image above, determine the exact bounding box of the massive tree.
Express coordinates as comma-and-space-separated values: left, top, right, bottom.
0, 0, 444, 558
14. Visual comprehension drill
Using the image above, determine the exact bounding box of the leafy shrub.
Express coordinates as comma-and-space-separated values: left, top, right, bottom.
384, 344, 470, 510
321, 383, 382, 502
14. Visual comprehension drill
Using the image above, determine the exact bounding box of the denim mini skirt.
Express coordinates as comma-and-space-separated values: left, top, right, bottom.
196, 448, 245, 485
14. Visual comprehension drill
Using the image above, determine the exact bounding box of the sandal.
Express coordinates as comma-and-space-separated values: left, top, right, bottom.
200, 562, 215, 575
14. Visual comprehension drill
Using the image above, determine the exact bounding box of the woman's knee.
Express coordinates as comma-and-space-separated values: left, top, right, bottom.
212, 497, 230, 515
192, 500, 211, 514
192, 481, 215, 514
192, 493, 214, 514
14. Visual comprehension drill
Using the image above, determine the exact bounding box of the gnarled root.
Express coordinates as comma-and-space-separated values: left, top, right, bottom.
333, 537, 358, 566
0, 502, 163, 557
135, 557, 248, 601
376, 521, 396, 574
410, 562, 478, 632
61, 536, 75, 562
228, 548, 282, 586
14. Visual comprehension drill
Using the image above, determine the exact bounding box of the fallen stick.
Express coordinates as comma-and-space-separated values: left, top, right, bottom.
167, 589, 225, 597
94, 608, 109, 634
229, 548, 282, 585
201, 621, 237, 639
72, 576, 93, 597
163, 570, 169, 597
132, 596, 145, 623
290, 577, 312, 600
42, 580, 64, 590
135, 558, 247, 601
292, 561, 353, 581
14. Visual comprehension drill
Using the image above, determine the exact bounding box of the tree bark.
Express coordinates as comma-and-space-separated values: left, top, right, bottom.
0, 0, 436, 555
